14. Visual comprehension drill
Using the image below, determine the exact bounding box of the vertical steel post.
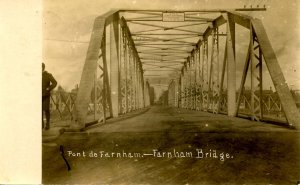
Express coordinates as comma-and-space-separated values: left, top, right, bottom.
202, 40, 209, 111
226, 13, 236, 117
101, 35, 107, 123
209, 27, 220, 113
250, 24, 255, 121
218, 41, 227, 113
259, 47, 263, 119
109, 14, 120, 117
180, 73, 184, 108
188, 57, 192, 109
236, 43, 251, 115
198, 43, 203, 111
124, 34, 128, 113
250, 25, 263, 121
175, 78, 179, 107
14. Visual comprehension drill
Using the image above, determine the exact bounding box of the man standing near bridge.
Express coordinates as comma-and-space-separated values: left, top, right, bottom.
42, 63, 57, 130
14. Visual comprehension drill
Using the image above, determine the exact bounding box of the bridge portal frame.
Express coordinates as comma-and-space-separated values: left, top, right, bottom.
70, 9, 300, 130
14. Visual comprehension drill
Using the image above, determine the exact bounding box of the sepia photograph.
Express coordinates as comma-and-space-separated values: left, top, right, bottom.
2, 0, 300, 184
42, 0, 300, 184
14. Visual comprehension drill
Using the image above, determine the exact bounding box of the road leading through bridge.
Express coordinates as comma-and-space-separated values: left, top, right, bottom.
43, 105, 300, 184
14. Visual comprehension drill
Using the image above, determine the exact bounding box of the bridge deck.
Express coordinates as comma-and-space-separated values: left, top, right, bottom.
43, 106, 300, 184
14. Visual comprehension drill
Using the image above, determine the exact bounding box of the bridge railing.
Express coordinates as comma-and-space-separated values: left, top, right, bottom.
49, 90, 75, 124
166, 11, 300, 128
67, 10, 152, 130
49, 88, 108, 124
167, 90, 287, 121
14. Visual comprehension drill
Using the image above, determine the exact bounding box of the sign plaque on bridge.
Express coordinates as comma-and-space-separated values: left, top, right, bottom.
163, 12, 185, 22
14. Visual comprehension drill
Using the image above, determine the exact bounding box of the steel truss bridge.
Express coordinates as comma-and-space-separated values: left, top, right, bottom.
64, 8, 300, 130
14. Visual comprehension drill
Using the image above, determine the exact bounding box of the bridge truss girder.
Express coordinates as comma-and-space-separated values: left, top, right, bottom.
70, 9, 299, 130
167, 12, 300, 129
70, 10, 150, 130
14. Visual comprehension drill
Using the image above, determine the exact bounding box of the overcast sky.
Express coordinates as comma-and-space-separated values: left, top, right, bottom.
43, 0, 300, 91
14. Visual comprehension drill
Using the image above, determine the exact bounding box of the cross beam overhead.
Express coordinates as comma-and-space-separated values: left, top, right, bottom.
69, 8, 300, 130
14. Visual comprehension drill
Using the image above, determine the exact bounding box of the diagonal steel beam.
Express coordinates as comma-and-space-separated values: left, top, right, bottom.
143, 63, 181, 69
227, 11, 251, 29
251, 19, 300, 128
133, 28, 164, 34
236, 42, 251, 115
128, 21, 202, 34
120, 11, 162, 15
125, 15, 162, 21
72, 10, 119, 129
133, 35, 196, 44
